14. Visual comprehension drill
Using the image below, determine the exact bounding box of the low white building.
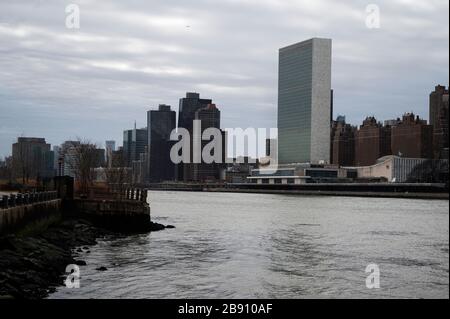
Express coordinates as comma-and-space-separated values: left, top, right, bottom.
345, 155, 447, 183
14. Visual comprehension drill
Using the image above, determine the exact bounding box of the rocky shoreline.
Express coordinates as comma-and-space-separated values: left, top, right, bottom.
0, 219, 170, 299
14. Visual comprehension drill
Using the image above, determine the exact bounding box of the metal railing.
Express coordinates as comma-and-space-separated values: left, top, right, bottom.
124, 188, 148, 202
0, 191, 58, 209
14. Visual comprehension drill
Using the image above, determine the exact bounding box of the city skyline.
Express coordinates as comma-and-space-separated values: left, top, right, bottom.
0, 0, 449, 158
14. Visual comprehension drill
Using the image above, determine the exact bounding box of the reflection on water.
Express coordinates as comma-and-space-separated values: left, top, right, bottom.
50, 191, 449, 299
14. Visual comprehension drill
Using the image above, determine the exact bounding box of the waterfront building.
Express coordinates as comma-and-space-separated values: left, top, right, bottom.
429, 85, 449, 159
347, 155, 448, 183
191, 104, 225, 182
123, 125, 148, 167
355, 117, 391, 166
225, 157, 259, 184
176, 92, 213, 182
330, 117, 356, 167
147, 104, 176, 182
390, 113, 433, 159
248, 163, 348, 184
12, 137, 54, 182
277, 38, 332, 164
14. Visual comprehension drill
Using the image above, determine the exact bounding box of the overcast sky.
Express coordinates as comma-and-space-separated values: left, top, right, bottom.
0, 0, 448, 158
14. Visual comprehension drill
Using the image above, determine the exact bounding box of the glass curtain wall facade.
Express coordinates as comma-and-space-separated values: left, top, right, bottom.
278, 38, 332, 164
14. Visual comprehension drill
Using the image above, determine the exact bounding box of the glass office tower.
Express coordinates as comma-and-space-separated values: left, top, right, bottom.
277, 38, 332, 164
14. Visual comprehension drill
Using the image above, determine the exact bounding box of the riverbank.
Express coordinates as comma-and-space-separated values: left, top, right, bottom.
0, 218, 170, 299
205, 188, 449, 200
146, 182, 449, 200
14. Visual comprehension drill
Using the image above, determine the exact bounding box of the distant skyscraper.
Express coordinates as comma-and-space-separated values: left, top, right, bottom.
177, 92, 213, 181
147, 104, 176, 182
12, 137, 54, 182
192, 103, 224, 182
429, 85, 449, 159
277, 38, 332, 164
52, 145, 61, 173
105, 140, 116, 152
123, 126, 148, 167
105, 140, 116, 168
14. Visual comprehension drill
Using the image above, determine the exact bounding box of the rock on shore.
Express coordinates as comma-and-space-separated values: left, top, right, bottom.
0, 219, 109, 299
0, 219, 170, 299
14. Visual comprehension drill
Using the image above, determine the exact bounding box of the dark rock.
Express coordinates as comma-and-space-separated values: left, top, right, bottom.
149, 222, 166, 232
0, 216, 171, 299
165, 225, 176, 229
74, 260, 86, 266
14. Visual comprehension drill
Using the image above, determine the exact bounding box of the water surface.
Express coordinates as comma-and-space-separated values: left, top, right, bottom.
50, 191, 449, 299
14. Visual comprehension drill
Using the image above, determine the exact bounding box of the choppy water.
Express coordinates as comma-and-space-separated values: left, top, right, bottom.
50, 191, 449, 299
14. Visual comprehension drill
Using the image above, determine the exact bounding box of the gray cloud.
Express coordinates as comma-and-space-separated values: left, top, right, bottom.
0, 0, 448, 157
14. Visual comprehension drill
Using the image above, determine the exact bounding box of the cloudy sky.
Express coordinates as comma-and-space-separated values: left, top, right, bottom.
0, 0, 448, 158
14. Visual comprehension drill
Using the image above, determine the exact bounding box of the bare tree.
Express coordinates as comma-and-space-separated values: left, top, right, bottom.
105, 149, 131, 199
67, 139, 101, 196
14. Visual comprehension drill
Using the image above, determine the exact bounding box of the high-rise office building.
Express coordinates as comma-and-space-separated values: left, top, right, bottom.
52, 145, 61, 174
429, 85, 449, 159
192, 103, 225, 182
147, 104, 176, 182
12, 137, 54, 181
123, 125, 148, 167
105, 140, 116, 168
277, 38, 332, 164
177, 92, 213, 181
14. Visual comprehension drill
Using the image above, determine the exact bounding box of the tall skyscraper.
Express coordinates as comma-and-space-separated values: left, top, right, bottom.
147, 104, 176, 182
192, 103, 224, 181
123, 126, 148, 167
12, 137, 54, 182
277, 38, 332, 164
105, 140, 116, 168
429, 85, 449, 159
177, 92, 213, 181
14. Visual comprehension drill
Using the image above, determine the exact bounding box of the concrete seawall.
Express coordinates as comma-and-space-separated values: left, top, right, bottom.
0, 199, 62, 235
147, 182, 449, 200
64, 199, 153, 232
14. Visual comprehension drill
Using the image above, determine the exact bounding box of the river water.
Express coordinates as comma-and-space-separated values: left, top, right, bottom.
49, 191, 449, 299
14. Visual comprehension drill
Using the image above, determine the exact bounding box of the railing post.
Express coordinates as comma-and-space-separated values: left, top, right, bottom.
23, 193, 29, 205
9, 194, 16, 207
16, 193, 23, 206
1, 195, 8, 208
140, 189, 147, 202
135, 189, 140, 201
